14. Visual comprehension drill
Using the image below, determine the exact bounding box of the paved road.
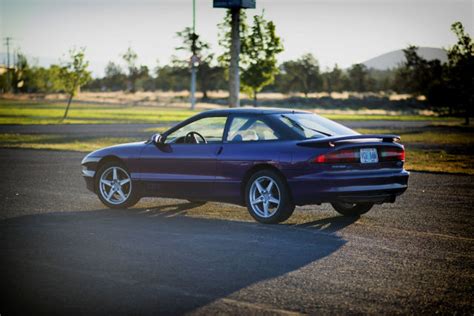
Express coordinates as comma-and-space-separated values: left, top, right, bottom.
0, 120, 435, 139
0, 149, 473, 315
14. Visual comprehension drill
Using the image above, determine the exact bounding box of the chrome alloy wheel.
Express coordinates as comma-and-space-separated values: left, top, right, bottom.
249, 176, 281, 218
99, 166, 132, 205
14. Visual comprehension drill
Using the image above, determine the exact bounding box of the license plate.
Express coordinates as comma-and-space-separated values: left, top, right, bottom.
360, 148, 378, 163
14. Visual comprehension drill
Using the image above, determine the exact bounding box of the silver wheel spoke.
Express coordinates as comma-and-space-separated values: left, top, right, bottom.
263, 201, 269, 217
107, 188, 116, 199
116, 188, 126, 201
255, 180, 265, 194
101, 179, 113, 187
251, 195, 264, 205
266, 181, 274, 192
112, 167, 118, 181
119, 178, 130, 185
269, 196, 279, 204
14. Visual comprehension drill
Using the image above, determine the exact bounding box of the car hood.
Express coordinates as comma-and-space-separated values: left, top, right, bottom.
82, 141, 147, 164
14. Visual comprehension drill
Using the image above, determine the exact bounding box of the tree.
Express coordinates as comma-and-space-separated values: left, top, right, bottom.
122, 46, 139, 93
11, 52, 29, 93
218, 10, 283, 106
280, 54, 322, 97
322, 64, 345, 94
25, 65, 63, 93
348, 63, 371, 92
60, 48, 91, 121
447, 22, 474, 124
103, 62, 127, 90
394, 46, 449, 113
155, 59, 190, 91
176, 27, 210, 58
197, 55, 225, 99
239, 13, 283, 106
393, 46, 433, 95
176, 27, 222, 100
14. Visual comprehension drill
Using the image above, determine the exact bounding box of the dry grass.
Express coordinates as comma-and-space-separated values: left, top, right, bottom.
0, 134, 140, 152
0, 98, 459, 125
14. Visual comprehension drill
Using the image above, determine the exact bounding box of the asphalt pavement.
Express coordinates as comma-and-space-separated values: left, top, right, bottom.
0, 148, 473, 315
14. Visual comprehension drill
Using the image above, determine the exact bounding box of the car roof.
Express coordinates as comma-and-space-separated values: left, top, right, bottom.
199, 107, 310, 116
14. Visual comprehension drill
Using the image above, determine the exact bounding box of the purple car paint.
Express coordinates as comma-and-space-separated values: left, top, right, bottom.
81, 108, 409, 223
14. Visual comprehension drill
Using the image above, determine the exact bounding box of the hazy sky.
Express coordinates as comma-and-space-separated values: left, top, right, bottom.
1, 0, 472, 76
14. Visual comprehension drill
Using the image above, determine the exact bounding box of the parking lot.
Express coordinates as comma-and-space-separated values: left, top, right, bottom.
0, 148, 473, 314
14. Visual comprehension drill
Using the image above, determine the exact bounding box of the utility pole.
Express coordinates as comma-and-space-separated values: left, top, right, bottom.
190, 0, 197, 110
4, 37, 12, 68
213, 0, 255, 108
3, 37, 13, 92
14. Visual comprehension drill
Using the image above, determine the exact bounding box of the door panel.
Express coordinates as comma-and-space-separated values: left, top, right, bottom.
139, 143, 221, 199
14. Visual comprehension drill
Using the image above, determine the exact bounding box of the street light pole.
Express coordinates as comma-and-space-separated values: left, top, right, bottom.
229, 8, 240, 108
213, 0, 255, 108
190, 0, 197, 110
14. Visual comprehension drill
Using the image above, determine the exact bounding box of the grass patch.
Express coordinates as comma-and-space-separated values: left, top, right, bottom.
0, 133, 141, 152
0, 100, 197, 125
405, 150, 474, 175
0, 99, 462, 125
143, 126, 173, 133
355, 128, 474, 146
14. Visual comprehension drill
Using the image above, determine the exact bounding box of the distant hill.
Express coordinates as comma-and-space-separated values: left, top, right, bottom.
362, 47, 448, 70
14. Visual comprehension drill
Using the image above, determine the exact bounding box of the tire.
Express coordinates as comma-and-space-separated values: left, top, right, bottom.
95, 161, 140, 209
331, 202, 373, 217
245, 169, 295, 224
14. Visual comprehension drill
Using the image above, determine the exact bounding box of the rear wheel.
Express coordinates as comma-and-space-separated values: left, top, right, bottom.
96, 161, 140, 209
245, 170, 295, 224
331, 202, 373, 217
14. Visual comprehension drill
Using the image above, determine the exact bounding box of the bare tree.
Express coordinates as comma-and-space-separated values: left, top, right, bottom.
60, 47, 91, 121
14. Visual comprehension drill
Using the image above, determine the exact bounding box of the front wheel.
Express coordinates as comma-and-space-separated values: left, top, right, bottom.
96, 162, 140, 209
245, 170, 295, 224
331, 202, 373, 217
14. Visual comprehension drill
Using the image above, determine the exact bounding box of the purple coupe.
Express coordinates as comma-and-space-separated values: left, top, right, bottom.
81, 108, 409, 223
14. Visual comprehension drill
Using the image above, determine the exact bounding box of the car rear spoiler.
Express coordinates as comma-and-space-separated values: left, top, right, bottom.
296, 134, 401, 147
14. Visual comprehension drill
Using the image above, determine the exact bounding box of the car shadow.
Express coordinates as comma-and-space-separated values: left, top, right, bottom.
289, 215, 359, 233
0, 206, 354, 315
132, 201, 205, 218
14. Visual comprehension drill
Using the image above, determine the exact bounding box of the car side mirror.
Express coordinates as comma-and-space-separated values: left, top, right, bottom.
149, 133, 164, 145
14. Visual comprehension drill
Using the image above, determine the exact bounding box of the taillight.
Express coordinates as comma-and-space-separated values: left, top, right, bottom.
313, 147, 405, 164
314, 149, 359, 164
380, 147, 405, 162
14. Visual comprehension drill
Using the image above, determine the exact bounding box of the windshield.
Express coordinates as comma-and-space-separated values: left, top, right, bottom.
277, 113, 357, 139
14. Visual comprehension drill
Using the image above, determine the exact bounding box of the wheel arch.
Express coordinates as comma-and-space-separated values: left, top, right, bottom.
240, 163, 293, 206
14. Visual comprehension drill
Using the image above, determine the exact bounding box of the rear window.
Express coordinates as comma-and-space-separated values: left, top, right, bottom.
277, 113, 357, 139
227, 116, 280, 142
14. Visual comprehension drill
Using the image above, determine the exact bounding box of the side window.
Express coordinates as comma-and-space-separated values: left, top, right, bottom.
166, 116, 227, 144
227, 116, 280, 142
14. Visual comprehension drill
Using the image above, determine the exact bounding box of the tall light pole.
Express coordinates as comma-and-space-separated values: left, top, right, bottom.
213, 0, 255, 108
229, 8, 240, 108
190, 0, 197, 110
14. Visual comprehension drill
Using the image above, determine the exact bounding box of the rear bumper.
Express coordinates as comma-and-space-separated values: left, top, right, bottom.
288, 169, 409, 205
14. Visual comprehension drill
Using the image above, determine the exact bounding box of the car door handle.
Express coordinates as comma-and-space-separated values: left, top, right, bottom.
216, 146, 223, 155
